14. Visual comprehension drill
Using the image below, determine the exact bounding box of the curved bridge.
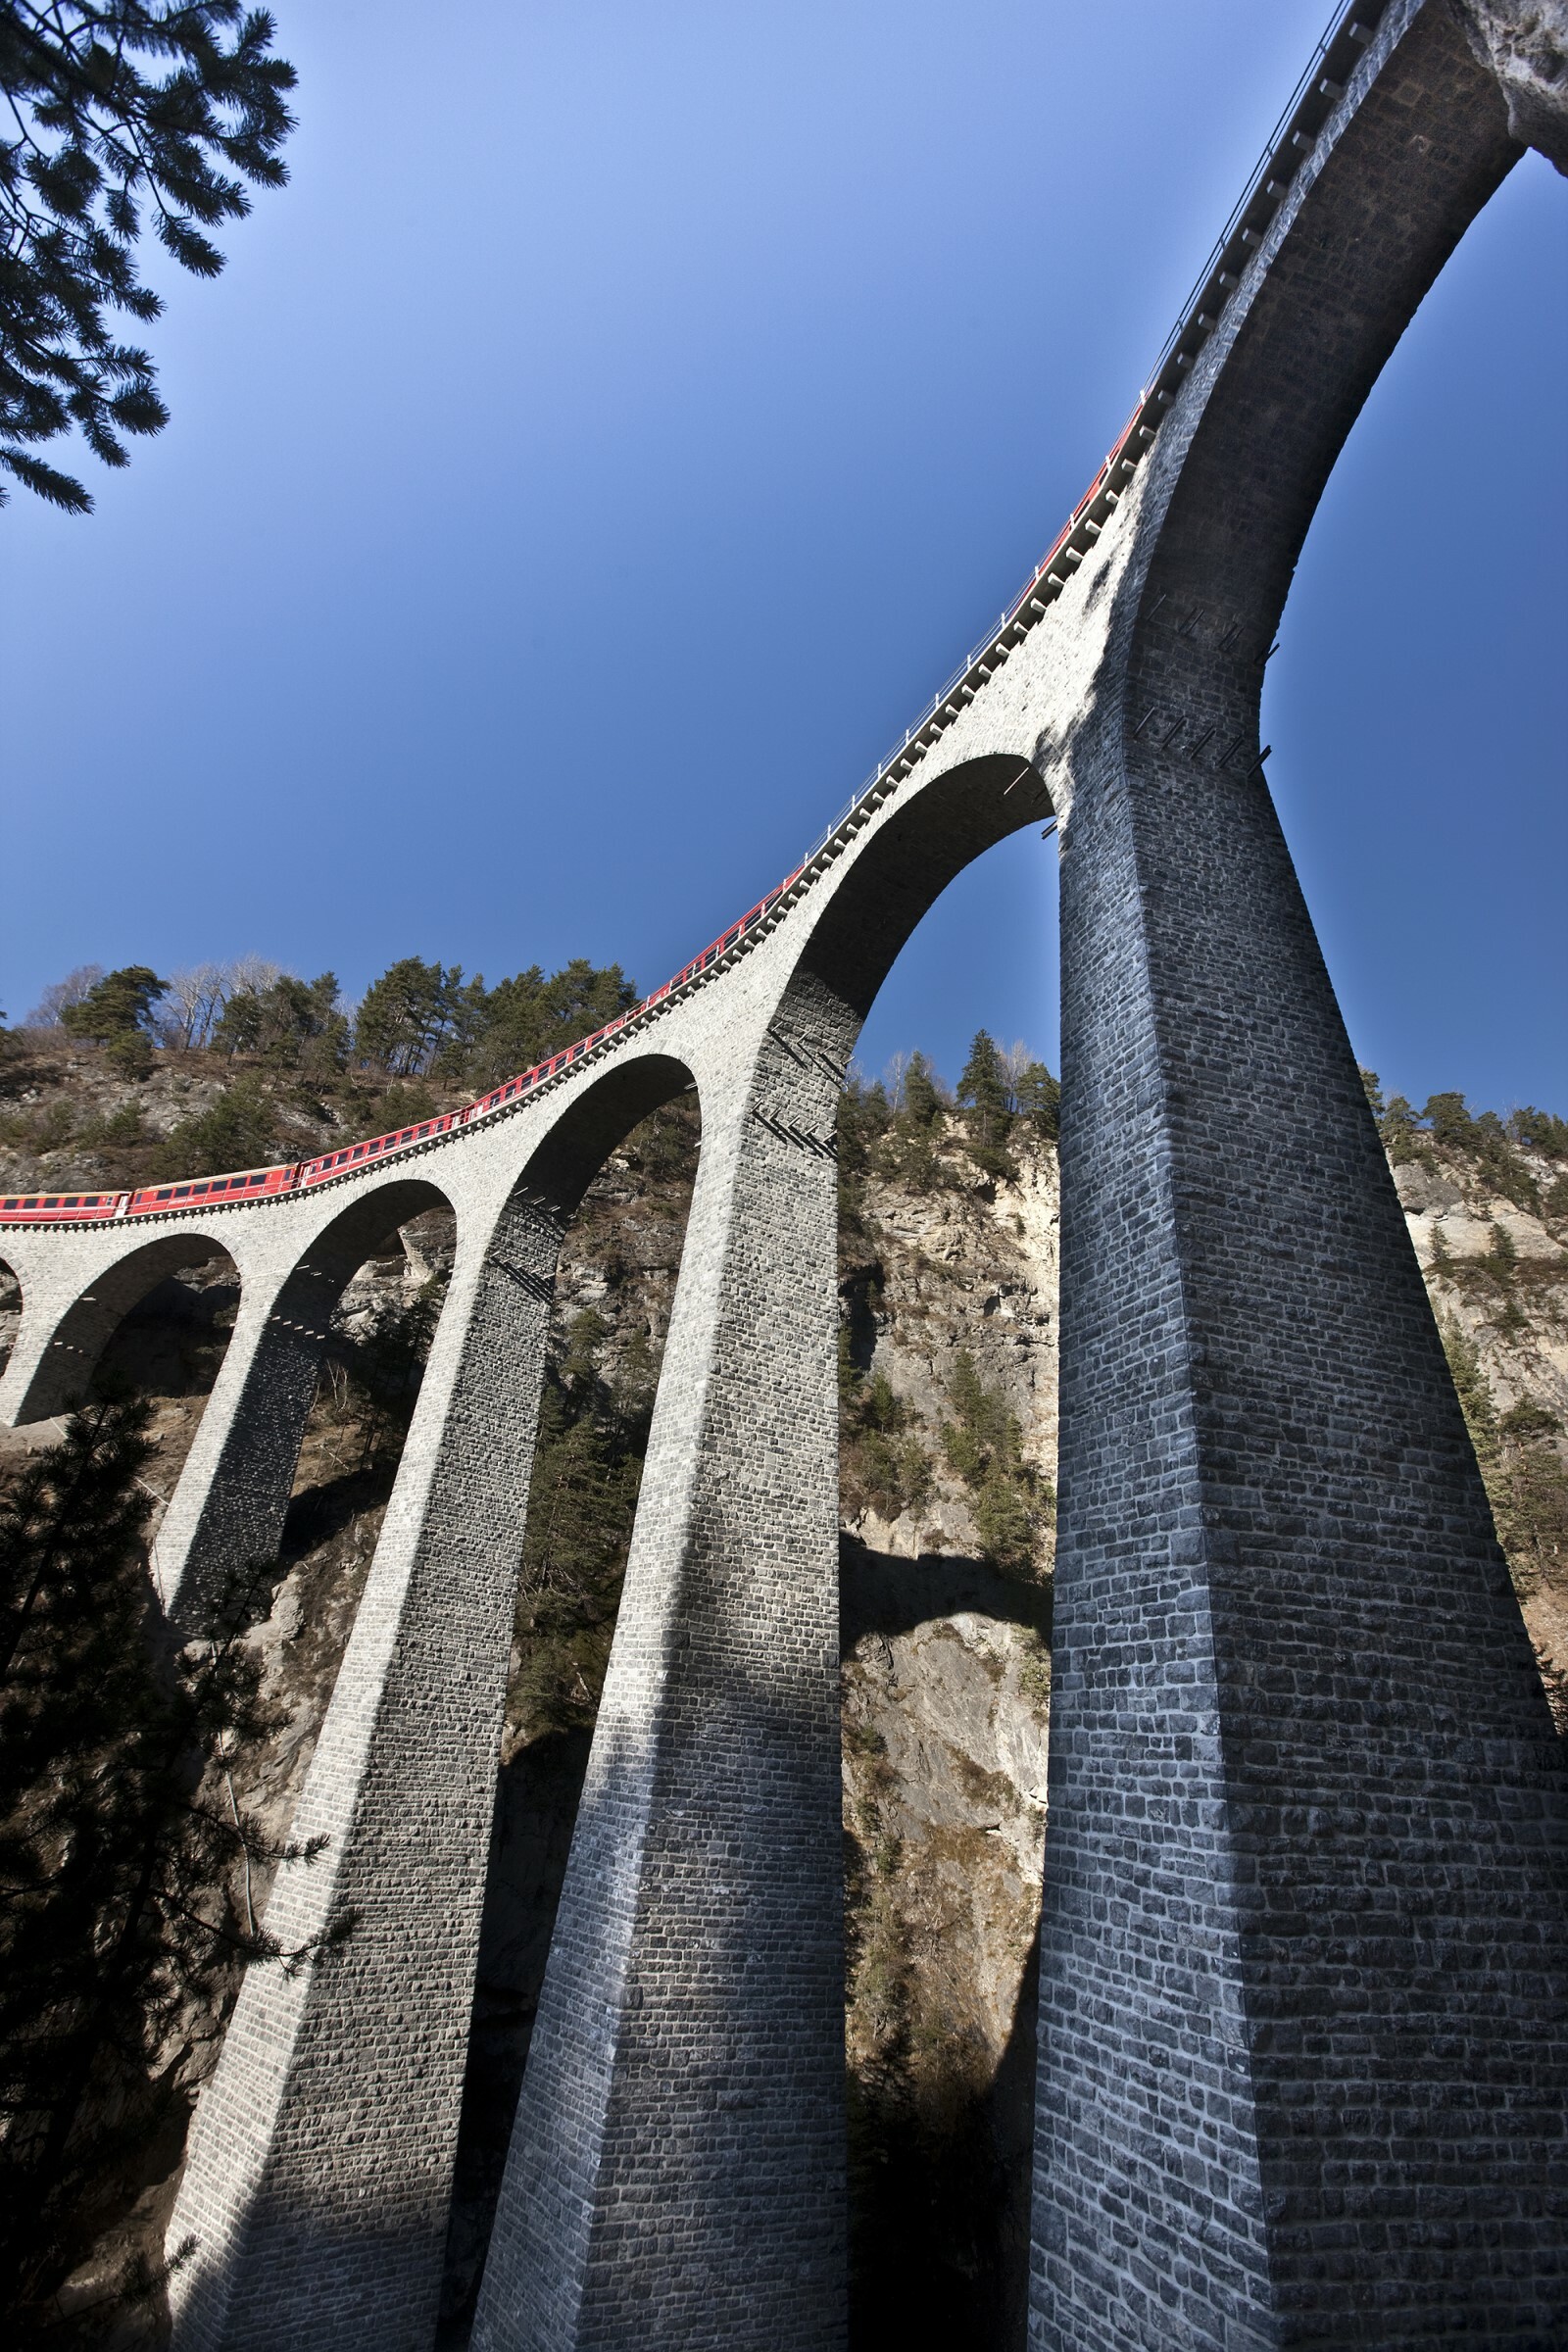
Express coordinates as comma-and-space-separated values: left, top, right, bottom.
4, 6, 1565, 2345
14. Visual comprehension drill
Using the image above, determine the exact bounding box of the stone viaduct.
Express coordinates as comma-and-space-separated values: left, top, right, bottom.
3, 4, 1565, 2344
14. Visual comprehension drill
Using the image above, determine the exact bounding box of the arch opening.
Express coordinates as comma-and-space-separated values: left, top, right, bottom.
2, 1239, 248, 1589
794, 754, 1055, 1045
7, 1231, 236, 1428
95, 1247, 244, 1580
439, 1055, 704, 2336
267, 1180, 461, 1597
0, 1256, 19, 1383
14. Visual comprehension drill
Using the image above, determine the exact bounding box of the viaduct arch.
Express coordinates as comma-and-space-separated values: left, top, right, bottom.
5, 1229, 235, 1425
2, 5, 1563, 2346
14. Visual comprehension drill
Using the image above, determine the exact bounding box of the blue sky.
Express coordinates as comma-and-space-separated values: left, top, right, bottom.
3, 1, 1564, 1113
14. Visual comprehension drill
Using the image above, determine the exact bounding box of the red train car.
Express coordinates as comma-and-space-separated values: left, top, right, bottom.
127, 1164, 299, 1217
299, 1114, 458, 1191
0, 1189, 125, 1226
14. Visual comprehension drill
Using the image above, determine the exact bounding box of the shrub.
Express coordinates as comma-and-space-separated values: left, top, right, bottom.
151, 1079, 281, 1180
938, 1350, 1053, 1577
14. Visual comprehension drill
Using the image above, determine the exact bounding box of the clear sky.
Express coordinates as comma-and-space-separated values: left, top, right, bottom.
3, 1, 1564, 1114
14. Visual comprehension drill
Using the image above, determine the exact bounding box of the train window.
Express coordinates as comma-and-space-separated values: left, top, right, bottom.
44, 1199, 59, 1208
174, 1186, 191, 1199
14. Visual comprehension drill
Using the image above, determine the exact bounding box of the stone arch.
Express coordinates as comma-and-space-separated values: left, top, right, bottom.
155, 1176, 458, 1624
1011, 12, 1568, 2346
277, 1173, 456, 1309
784, 752, 1054, 1058
1122, 0, 1524, 746
9, 1230, 238, 1424
141, 16, 1568, 2347
164, 1062, 716, 2352
759, 756, 1064, 2332
501, 1049, 702, 1226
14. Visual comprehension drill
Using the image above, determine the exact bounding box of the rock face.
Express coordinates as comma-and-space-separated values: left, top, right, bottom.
1392, 1128, 1568, 1708
1451, 0, 1568, 172
843, 1141, 1059, 1557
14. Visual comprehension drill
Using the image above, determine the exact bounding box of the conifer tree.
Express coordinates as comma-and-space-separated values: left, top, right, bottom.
59, 963, 168, 1077
956, 1030, 1008, 1149
467, 959, 638, 1089
57, 963, 165, 1044
901, 1052, 942, 1131
0, 1389, 341, 2329
213, 970, 346, 1070
0, 3, 297, 511
1013, 1060, 1060, 1141
353, 958, 486, 1078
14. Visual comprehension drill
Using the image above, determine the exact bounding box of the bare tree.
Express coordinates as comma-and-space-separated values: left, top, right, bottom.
227, 955, 285, 1000
881, 1051, 910, 1113
24, 965, 104, 1029
999, 1039, 1035, 1114
159, 963, 230, 1051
